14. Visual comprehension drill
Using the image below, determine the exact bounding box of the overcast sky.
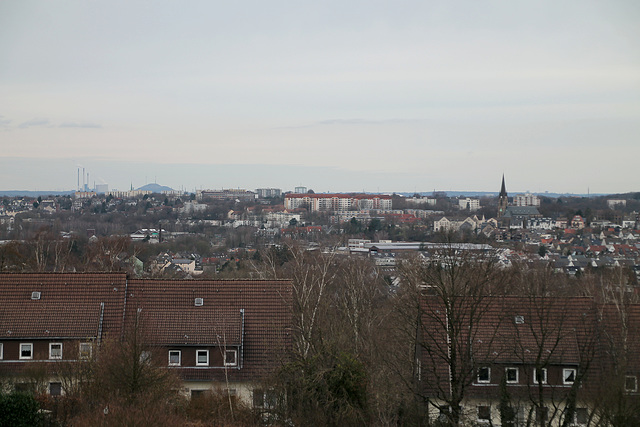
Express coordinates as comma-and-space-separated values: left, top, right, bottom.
1, 1, 638, 194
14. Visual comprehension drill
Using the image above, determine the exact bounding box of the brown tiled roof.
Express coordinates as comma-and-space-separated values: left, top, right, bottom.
418, 295, 599, 397
0, 273, 127, 340
127, 279, 293, 382
0, 274, 293, 384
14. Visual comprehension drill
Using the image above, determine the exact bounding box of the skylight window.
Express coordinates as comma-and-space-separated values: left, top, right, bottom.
195, 298, 203, 306
31, 292, 41, 300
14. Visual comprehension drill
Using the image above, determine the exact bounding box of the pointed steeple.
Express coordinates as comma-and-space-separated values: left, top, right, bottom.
498, 174, 508, 219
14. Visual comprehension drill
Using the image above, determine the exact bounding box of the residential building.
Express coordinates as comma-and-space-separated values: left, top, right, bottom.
406, 197, 436, 206
417, 294, 639, 426
458, 197, 480, 211
284, 193, 392, 212
514, 192, 541, 207
196, 189, 256, 202
0, 273, 292, 404
256, 188, 282, 198
607, 199, 627, 209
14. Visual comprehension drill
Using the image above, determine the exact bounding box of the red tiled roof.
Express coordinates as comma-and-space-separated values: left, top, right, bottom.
285, 193, 391, 200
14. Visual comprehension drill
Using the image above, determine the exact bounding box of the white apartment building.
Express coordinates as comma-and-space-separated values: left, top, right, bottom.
514, 192, 541, 207
406, 197, 436, 206
256, 188, 282, 198
607, 199, 627, 209
458, 198, 480, 211
284, 193, 392, 212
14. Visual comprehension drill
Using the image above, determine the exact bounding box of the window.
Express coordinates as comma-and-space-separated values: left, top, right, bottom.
191, 389, 208, 399
194, 298, 203, 306
49, 382, 62, 396
224, 349, 237, 366
536, 407, 549, 423
196, 350, 209, 366
168, 350, 181, 366
49, 343, 62, 359
563, 368, 576, 385
533, 368, 547, 384
0, 343, 3, 360
477, 367, 491, 383
477, 405, 491, 422
625, 375, 638, 392
31, 291, 41, 300
79, 342, 92, 360
573, 408, 588, 425
514, 315, 525, 324
505, 367, 519, 384
253, 389, 277, 409
438, 406, 451, 423
140, 351, 151, 364
20, 343, 33, 360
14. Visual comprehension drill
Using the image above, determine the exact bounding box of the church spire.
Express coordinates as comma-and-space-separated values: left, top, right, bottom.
499, 174, 507, 197
498, 174, 508, 218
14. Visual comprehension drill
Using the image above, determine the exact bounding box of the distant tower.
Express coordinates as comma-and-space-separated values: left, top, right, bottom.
497, 174, 508, 218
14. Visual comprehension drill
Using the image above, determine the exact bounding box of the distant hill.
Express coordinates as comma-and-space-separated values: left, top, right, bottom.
136, 183, 174, 193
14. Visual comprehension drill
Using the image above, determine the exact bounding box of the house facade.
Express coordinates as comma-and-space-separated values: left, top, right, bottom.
417, 294, 640, 426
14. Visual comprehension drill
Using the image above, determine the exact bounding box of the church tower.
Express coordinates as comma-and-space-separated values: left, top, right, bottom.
497, 174, 508, 218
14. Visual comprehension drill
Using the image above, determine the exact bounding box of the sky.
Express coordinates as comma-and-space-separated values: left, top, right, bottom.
1, 0, 639, 195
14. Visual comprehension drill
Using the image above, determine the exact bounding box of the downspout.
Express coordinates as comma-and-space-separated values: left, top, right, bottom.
97, 302, 105, 345
240, 308, 245, 369
121, 276, 129, 340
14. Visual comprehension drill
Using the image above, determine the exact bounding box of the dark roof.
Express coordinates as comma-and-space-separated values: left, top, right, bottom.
503, 206, 541, 217
0, 273, 293, 383
418, 294, 599, 398
127, 279, 292, 382
0, 272, 127, 340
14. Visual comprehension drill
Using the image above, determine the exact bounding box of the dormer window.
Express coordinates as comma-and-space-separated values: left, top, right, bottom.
477, 367, 491, 383
79, 343, 92, 360
196, 350, 209, 366
168, 350, 181, 366
625, 376, 638, 393
224, 349, 237, 367
534, 368, 547, 384
563, 368, 576, 384
194, 298, 203, 306
20, 343, 33, 360
49, 343, 62, 359
31, 292, 41, 300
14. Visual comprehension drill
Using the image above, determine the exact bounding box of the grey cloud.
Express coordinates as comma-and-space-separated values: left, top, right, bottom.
316, 118, 422, 126
280, 118, 424, 129
59, 122, 102, 129
18, 118, 51, 128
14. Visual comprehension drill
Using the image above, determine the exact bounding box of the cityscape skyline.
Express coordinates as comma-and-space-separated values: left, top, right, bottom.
1, 1, 639, 195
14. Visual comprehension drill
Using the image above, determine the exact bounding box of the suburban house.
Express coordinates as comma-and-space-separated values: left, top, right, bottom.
417, 294, 640, 426
0, 273, 292, 405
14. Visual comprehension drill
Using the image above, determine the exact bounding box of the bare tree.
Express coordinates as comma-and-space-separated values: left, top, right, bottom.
400, 246, 506, 426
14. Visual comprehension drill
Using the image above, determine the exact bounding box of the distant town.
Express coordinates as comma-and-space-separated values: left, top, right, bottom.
1, 176, 638, 278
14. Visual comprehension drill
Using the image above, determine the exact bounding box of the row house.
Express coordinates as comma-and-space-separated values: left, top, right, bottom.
418, 295, 640, 426
0, 273, 292, 404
